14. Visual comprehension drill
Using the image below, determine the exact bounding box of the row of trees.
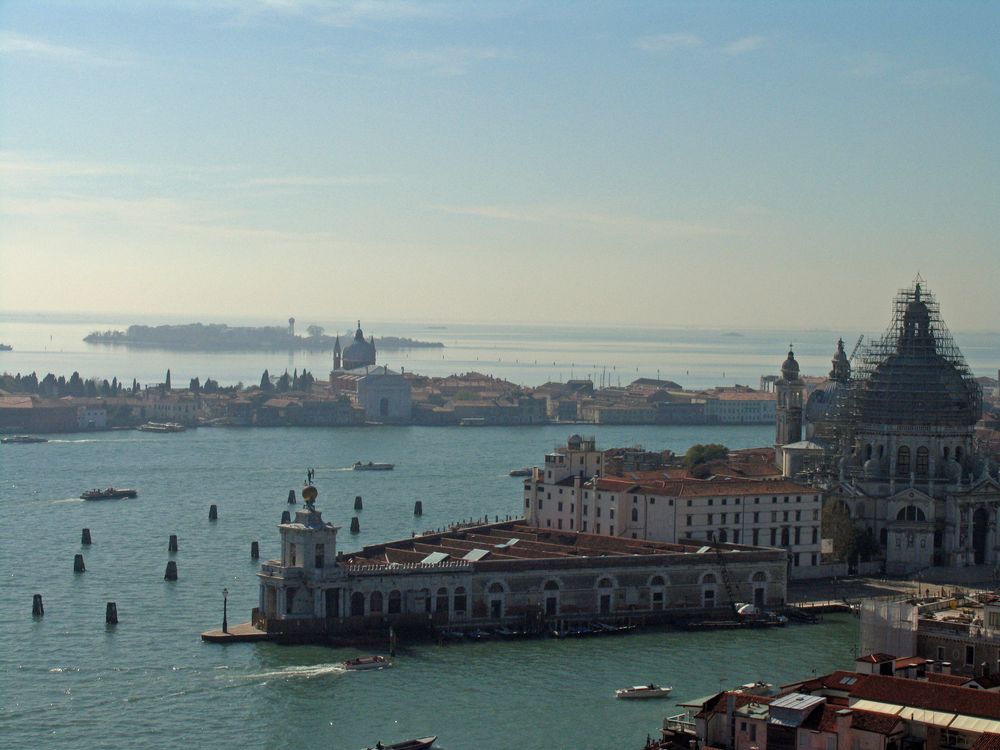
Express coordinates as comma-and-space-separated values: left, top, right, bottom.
258, 369, 316, 393
0, 371, 140, 398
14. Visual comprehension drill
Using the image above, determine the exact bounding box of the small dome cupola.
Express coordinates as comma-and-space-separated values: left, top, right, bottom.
830, 338, 851, 382
781, 348, 800, 382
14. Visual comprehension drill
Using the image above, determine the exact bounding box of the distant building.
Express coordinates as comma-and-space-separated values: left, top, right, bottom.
338, 321, 376, 371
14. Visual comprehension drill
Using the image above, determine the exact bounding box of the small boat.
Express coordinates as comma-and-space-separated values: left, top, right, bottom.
509, 468, 532, 477
0, 343, 11, 351
616, 684, 672, 700
137, 421, 186, 433
343, 655, 392, 671
363, 736, 437, 750
353, 461, 394, 471
81, 487, 138, 500
494, 626, 524, 638
1, 435, 48, 444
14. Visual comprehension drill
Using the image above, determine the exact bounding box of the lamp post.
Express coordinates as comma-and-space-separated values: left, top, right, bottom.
222, 587, 229, 634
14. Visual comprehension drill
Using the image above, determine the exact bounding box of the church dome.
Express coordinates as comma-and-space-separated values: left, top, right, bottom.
852, 283, 980, 428
342, 322, 376, 369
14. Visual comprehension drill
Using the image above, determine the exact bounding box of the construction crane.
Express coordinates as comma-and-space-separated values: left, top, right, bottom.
849, 334, 864, 362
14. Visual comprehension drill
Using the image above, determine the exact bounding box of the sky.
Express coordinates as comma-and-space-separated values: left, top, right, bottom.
0, 1, 997, 330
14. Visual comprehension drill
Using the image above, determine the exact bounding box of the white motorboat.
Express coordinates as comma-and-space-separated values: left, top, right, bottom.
615, 684, 672, 700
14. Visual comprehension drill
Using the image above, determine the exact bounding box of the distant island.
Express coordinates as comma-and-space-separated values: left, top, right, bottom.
84, 324, 444, 352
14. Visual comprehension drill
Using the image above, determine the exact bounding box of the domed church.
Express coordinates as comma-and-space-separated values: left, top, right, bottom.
333, 321, 377, 371
776, 278, 998, 575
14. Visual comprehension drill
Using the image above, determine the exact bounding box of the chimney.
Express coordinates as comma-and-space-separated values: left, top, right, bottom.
942, 662, 952, 675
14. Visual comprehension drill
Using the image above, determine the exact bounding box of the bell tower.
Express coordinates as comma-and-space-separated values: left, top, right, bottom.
775, 347, 804, 448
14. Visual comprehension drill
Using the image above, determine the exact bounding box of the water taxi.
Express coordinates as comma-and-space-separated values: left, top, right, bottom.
353, 462, 394, 471
81, 487, 138, 500
342, 655, 392, 671
1, 435, 48, 444
615, 684, 672, 700
363, 737, 436, 750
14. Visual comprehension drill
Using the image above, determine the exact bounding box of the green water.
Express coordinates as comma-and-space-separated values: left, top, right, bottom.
0, 425, 857, 749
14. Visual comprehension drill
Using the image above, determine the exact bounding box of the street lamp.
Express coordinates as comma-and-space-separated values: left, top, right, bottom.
222, 587, 229, 634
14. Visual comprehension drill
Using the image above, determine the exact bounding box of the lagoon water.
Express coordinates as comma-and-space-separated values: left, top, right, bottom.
0, 423, 861, 750
2, 313, 997, 391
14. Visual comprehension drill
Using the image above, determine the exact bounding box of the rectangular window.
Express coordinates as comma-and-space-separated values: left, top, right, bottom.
795, 510, 801, 521
708, 498, 713, 506
597, 506, 602, 517
966, 646, 975, 666
772, 511, 777, 522
754, 512, 759, 523
583, 520, 588, 531
610, 525, 614, 536
686, 516, 692, 526
596, 523, 601, 534
707, 514, 713, 524
722, 498, 727, 505
750, 725, 757, 742
315, 543, 324, 569
570, 518, 574, 529
734, 513, 740, 523
753, 529, 759, 546
571, 504, 575, 512
525, 498, 530, 508
721, 513, 727, 524
733, 530, 740, 544
557, 518, 562, 529
289, 543, 297, 566
538, 499, 543, 510
609, 508, 615, 519
583, 505, 588, 515
546, 519, 551, 527
687, 500, 692, 507
558, 501, 563, 511
770, 528, 777, 546
783, 511, 789, 522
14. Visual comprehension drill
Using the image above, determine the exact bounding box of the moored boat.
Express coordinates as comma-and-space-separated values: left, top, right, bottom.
363, 736, 437, 750
1, 435, 48, 444
81, 487, 138, 500
343, 655, 392, 670
353, 461, 394, 471
615, 684, 672, 700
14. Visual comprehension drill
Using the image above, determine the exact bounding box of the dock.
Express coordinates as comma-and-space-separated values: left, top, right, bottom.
201, 622, 270, 643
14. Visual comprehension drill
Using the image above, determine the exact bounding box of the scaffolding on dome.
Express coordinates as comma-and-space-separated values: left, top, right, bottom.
802, 278, 984, 487
846, 277, 982, 428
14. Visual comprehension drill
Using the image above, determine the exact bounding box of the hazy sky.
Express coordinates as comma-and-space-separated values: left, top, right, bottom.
1, 1, 997, 330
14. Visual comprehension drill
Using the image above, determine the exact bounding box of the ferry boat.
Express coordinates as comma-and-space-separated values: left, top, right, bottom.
1, 435, 48, 444
137, 422, 186, 433
362, 736, 436, 750
615, 684, 672, 700
508, 468, 532, 477
353, 461, 394, 471
342, 655, 392, 671
81, 487, 138, 500
0, 343, 12, 351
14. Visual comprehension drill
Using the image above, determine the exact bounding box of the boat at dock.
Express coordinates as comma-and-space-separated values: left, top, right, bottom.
363, 736, 437, 750
342, 655, 392, 671
353, 461, 394, 471
1, 435, 48, 444
81, 487, 138, 500
616, 684, 672, 700
137, 421, 186, 433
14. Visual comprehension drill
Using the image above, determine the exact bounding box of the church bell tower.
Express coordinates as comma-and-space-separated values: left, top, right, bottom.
775, 347, 804, 448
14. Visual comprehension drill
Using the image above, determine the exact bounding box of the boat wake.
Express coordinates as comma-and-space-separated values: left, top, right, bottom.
50, 497, 84, 504
238, 663, 347, 681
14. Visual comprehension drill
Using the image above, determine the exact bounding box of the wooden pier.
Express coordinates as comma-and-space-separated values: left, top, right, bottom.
201, 622, 270, 643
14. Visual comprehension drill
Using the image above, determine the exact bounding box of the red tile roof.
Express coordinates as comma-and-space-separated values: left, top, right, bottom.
851, 675, 1000, 719
969, 733, 1000, 750
851, 709, 903, 735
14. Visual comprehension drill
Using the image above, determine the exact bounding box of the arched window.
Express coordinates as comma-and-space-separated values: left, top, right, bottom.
420, 587, 432, 613
436, 587, 449, 613
943, 446, 950, 460
916, 447, 929, 476
369, 591, 383, 614
751, 571, 767, 583
956, 446, 963, 462
453, 587, 467, 614
897, 446, 911, 476
631, 507, 639, 522
488, 582, 505, 619
387, 589, 402, 615
719, 528, 728, 543
350, 591, 365, 617
865, 444, 873, 461
650, 575, 666, 610
896, 505, 926, 522
544, 580, 559, 616
702, 573, 716, 585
